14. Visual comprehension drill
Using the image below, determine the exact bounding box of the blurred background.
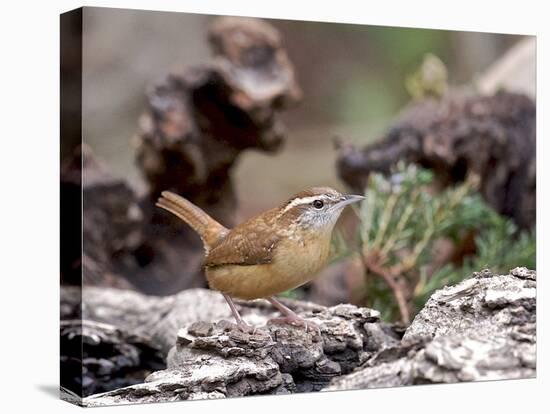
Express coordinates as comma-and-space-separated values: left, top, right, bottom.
82, 7, 525, 218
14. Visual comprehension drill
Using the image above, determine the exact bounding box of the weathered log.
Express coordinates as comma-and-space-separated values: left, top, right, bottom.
63, 286, 240, 354
61, 144, 142, 289
81, 303, 396, 406
61, 284, 399, 403
337, 40, 536, 229
326, 267, 535, 390
60, 320, 165, 399
61, 268, 535, 406
336, 91, 536, 229
62, 285, 396, 357
136, 16, 301, 214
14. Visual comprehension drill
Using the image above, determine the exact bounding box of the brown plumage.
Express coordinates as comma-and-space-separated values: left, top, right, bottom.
156, 187, 364, 331
156, 191, 228, 250
205, 210, 281, 267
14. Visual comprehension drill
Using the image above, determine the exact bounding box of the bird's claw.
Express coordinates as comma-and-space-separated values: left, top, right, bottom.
236, 321, 257, 335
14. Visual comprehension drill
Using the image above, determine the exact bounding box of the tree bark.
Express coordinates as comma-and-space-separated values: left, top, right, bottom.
58, 267, 535, 406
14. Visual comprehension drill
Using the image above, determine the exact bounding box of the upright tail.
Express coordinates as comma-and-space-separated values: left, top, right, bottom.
156, 191, 228, 251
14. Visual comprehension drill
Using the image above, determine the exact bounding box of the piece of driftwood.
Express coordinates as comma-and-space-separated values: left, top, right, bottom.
60, 267, 534, 406
63, 286, 241, 354
61, 284, 399, 403
336, 91, 536, 229
327, 267, 535, 390
61, 144, 142, 289
337, 39, 536, 229
60, 320, 165, 397
136, 16, 301, 211
62, 285, 396, 356
81, 304, 396, 406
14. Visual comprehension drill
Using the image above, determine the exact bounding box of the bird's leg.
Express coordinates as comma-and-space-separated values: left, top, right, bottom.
268, 297, 320, 334
222, 293, 256, 334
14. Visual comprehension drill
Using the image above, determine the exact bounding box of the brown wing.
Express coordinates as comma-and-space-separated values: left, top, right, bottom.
205, 209, 281, 267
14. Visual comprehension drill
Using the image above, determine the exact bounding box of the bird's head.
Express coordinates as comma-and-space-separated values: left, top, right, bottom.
278, 186, 365, 231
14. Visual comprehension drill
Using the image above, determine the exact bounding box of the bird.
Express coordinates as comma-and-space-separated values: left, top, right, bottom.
156, 186, 364, 332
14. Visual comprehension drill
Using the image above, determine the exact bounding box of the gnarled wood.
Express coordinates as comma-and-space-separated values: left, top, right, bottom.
58, 268, 535, 405
337, 91, 535, 229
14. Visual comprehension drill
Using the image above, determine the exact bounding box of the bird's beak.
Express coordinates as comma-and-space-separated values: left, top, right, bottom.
336, 194, 366, 208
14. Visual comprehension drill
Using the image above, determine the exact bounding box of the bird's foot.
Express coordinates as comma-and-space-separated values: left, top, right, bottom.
236, 321, 257, 335
268, 315, 321, 336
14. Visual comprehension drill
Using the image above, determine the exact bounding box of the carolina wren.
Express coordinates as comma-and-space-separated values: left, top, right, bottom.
157, 187, 364, 331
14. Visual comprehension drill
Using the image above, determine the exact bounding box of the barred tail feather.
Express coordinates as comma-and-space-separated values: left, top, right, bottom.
156, 191, 228, 250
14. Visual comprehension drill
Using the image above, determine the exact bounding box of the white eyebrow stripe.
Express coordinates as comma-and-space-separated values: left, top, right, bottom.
280, 195, 327, 215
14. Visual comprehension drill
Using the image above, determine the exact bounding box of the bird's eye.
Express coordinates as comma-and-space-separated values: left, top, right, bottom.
313, 200, 324, 209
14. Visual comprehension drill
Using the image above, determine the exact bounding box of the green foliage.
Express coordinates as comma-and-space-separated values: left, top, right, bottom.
415, 208, 536, 309
334, 163, 535, 322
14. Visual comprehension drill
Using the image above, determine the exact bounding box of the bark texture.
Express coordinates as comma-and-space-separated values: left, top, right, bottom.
81, 303, 396, 406
336, 40, 536, 229
60, 320, 165, 398
61, 144, 143, 289
59, 267, 535, 406
327, 267, 536, 390
336, 91, 536, 229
